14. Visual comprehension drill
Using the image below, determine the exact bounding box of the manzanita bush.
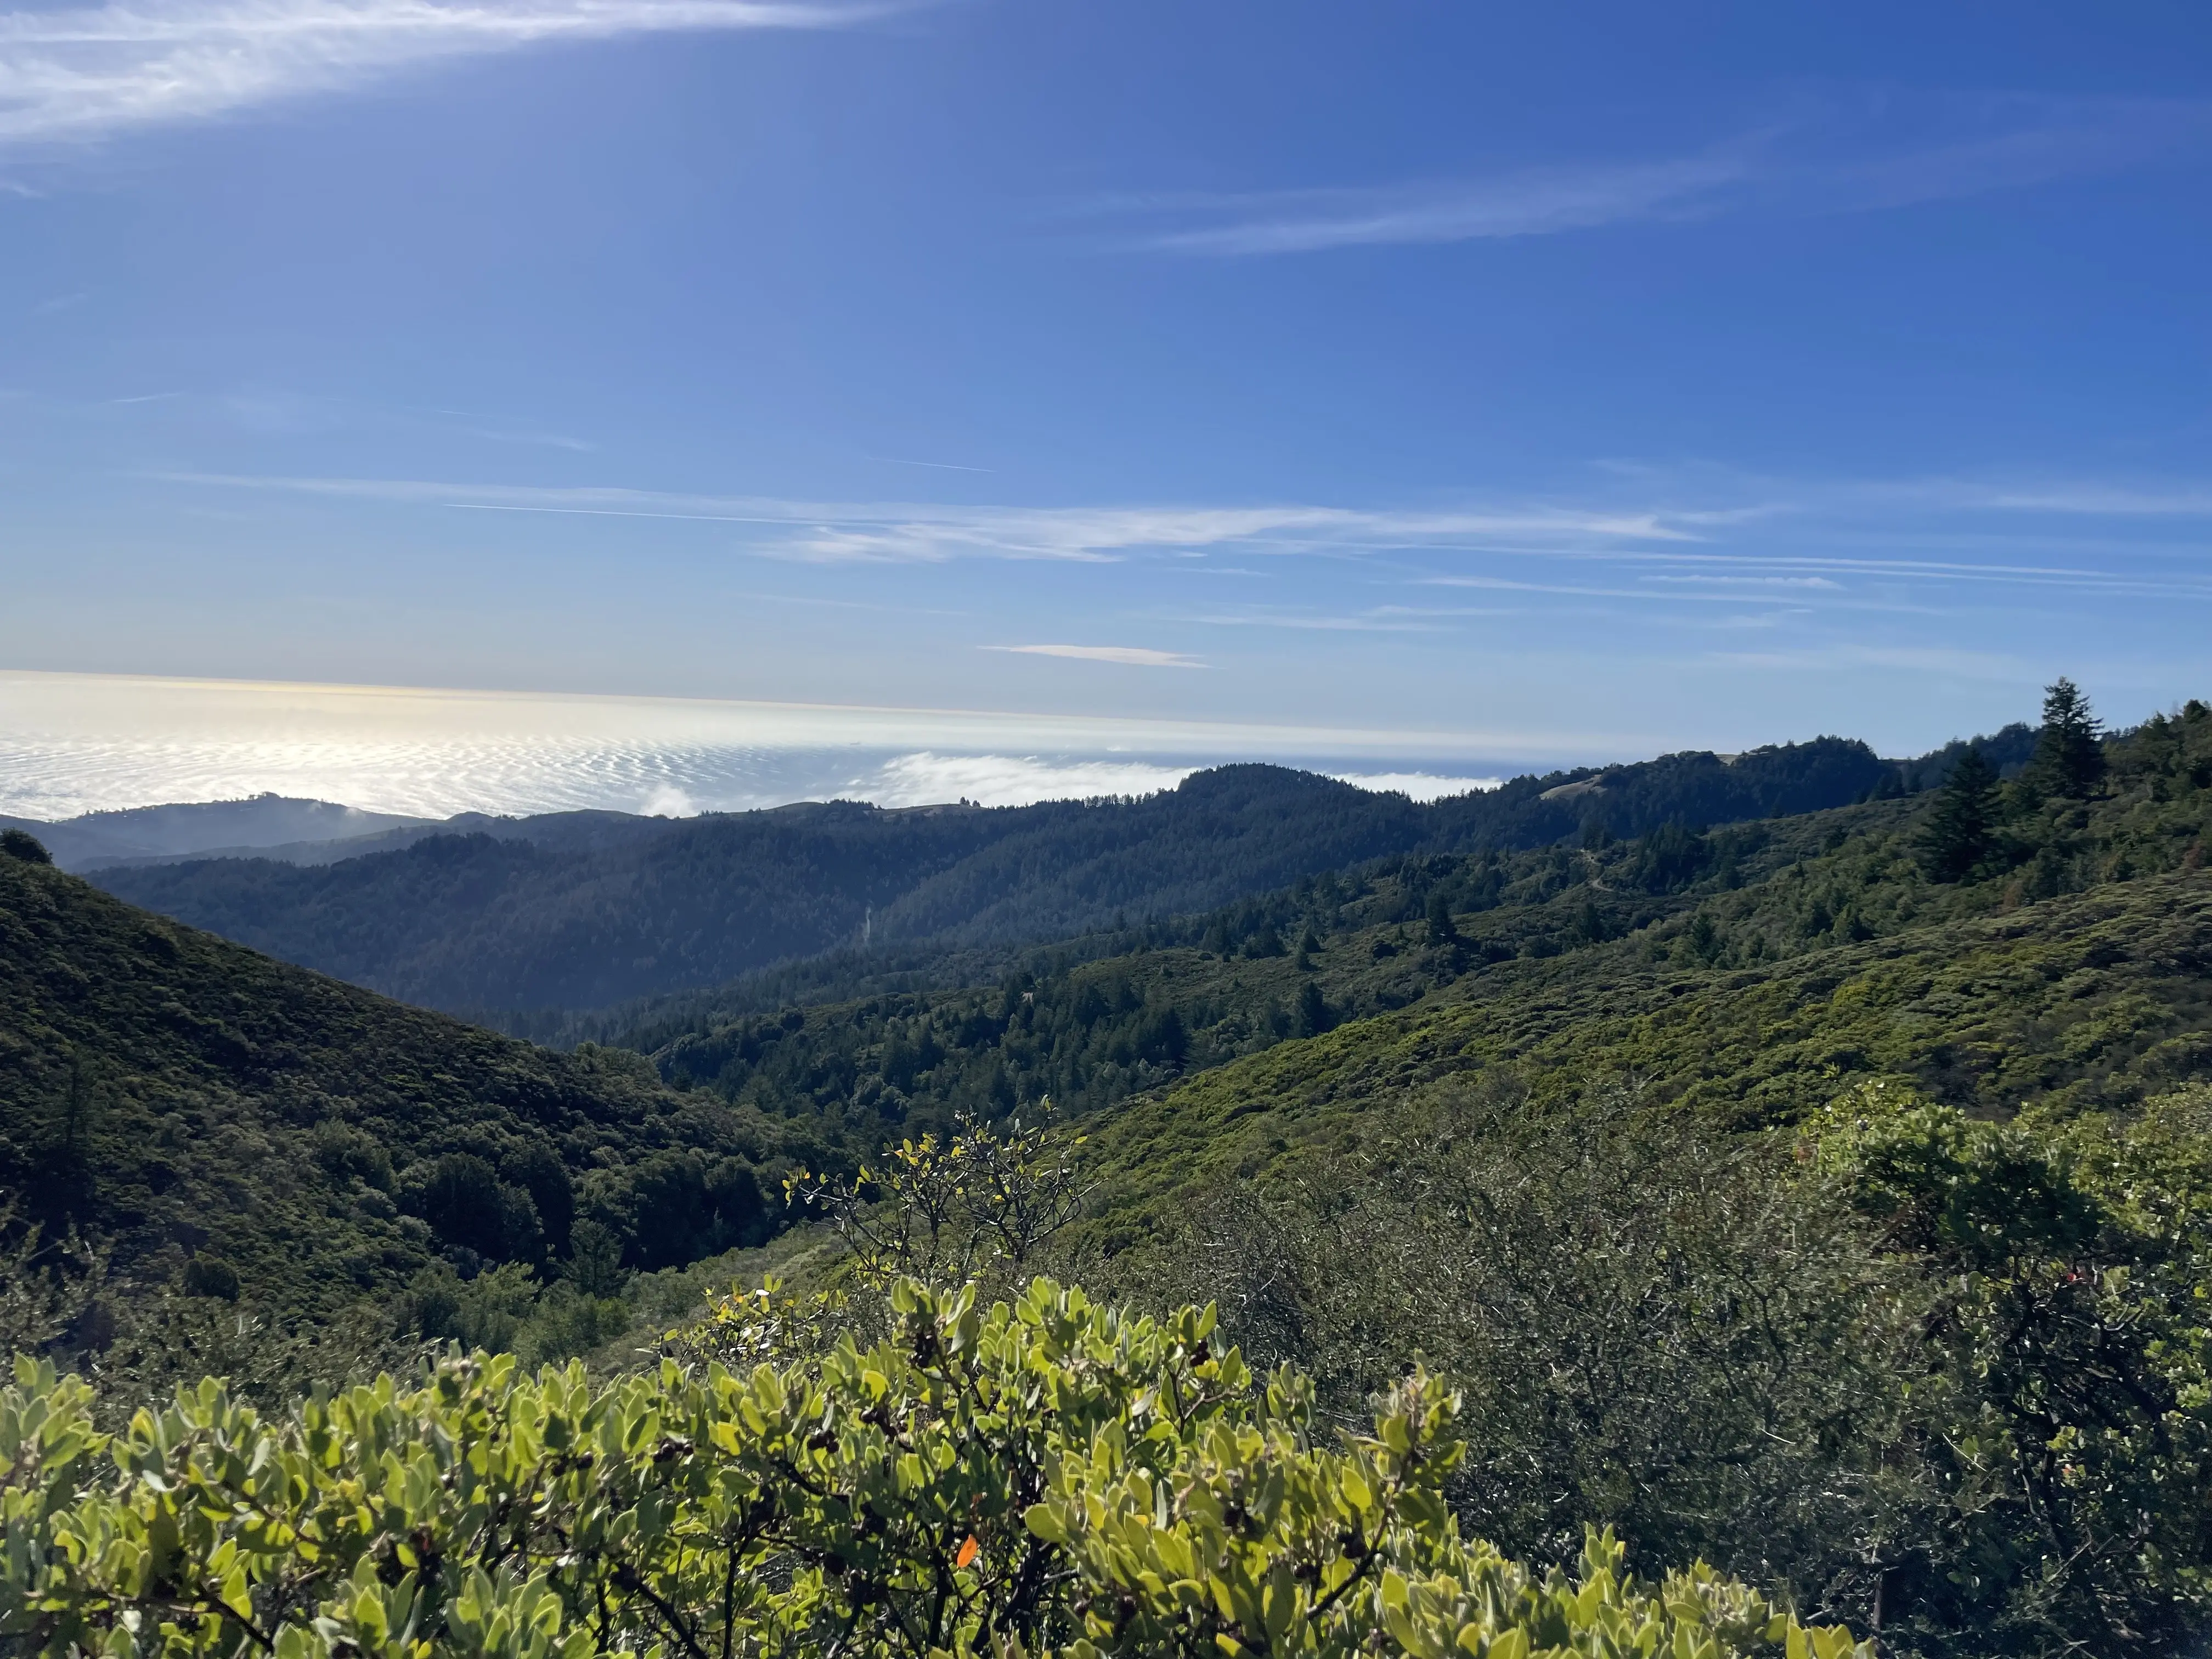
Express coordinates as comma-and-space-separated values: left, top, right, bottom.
2, 1278, 1866, 1657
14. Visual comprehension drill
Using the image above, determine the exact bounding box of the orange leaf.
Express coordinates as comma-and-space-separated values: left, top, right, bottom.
956, 1534, 980, 1570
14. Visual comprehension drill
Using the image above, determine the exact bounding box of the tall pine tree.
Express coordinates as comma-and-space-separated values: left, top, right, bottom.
2029, 676, 2106, 799
1917, 746, 1999, 883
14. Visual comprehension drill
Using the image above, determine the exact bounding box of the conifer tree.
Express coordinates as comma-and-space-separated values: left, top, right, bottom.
1916, 746, 1998, 882
1425, 887, 1462, 946
1295, 978, 1330, 1037
2029, 676, 2106, 799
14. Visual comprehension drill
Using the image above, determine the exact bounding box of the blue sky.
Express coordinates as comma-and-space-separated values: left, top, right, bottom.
5, 0, 2212, 786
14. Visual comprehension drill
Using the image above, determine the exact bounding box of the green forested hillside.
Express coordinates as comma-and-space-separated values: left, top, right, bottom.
0, 849, 847, 1323
1068, 696, 2212, 1228
0, 736, 1921, 1336
93, 743, 1895, 1020
631, 699, 2212, 1189
1071, 870, 2212, 1238
14, 702, 2199, 1333
628, 800, 1892, 1131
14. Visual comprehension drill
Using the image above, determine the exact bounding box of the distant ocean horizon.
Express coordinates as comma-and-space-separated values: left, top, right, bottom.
0, 670, 1557, 822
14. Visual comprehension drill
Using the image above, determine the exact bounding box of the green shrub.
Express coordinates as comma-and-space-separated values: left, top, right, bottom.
0, 1279, 1864, 1657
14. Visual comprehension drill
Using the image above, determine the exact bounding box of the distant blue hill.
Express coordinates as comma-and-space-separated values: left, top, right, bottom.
0, 794, 429, 872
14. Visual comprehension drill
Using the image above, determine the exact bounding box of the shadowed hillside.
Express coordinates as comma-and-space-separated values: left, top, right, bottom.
0, 847, 843, 1321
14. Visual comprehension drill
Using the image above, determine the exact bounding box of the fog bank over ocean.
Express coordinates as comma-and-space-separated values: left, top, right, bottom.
0, 672, 1527, 821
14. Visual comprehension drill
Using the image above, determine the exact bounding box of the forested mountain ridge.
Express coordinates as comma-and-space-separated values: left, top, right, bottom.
983, 695, 2212, 1659
93, 738, 1897, 1019
93, 800, 1009, 1017
621, 697, 2212, 1180
0, 847, 849, 1324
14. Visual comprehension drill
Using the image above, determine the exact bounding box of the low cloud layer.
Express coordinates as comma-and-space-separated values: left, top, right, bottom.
865, 752, 1196, 808
0, 737, 1508, 821
1330, 771, 1502, 802
0, 671, 1579, 821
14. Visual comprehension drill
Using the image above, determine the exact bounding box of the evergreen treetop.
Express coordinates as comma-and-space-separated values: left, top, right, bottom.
1915, 746, 1999, 883
2030, 676, 2106, 799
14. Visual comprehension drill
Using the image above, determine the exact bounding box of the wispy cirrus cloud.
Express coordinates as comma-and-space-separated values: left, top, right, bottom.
1644, 573, 1840, 589
166, 470, 1700, 561
1169, 608, 1448, 633
150, 466, 2212, 608
1421, 574, 1839, 605
982, 644, 1205, 669
0, 0, 890, 150
1093, 150, 1758, 256
461, 425, 596, 452
1087, 92, 2212, 256
1962, 484, 2212, 516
